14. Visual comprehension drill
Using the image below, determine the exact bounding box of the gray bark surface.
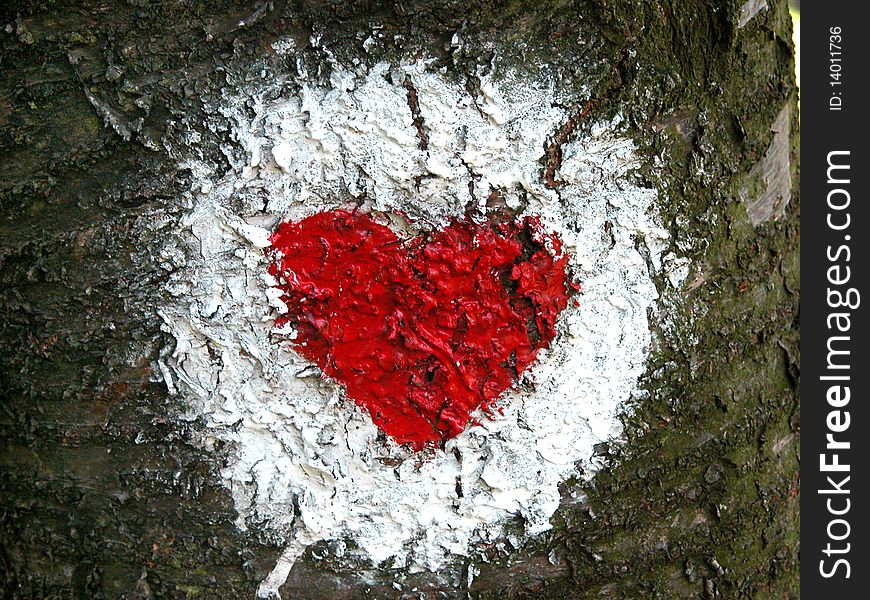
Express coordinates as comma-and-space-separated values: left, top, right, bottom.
1, 1, 798, 598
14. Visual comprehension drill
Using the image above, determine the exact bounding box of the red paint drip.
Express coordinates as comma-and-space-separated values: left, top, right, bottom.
267, 210, 573, 449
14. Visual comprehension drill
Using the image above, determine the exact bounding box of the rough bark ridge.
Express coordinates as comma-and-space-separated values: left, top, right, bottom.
1, 1, 798, 598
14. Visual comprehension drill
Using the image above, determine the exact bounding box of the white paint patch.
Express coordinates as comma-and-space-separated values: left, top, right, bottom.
157, 54, 671, 597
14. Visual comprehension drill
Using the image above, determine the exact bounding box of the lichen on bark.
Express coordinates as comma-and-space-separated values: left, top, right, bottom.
1, 1, 797, 598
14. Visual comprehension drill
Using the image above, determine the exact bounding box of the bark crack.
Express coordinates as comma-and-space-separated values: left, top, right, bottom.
458, 154, 481, 207
464, 75, 490, 122
540, 47, 633, 189
540, 97, 603, 189
403, 75, 429, 151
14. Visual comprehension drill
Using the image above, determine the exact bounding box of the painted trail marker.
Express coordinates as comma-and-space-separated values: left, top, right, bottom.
156, 54, 679, 597
266, 209, 574, 448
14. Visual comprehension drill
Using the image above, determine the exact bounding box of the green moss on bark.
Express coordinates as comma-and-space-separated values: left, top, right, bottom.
1, 1, 798, 598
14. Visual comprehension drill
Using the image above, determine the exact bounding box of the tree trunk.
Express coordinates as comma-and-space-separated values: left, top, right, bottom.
1, 1, 798, 598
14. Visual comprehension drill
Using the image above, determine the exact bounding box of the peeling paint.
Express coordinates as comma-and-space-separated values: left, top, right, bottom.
156, 53, 673, 597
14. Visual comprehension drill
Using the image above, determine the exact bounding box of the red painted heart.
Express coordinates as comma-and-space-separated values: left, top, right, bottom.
266, 210, 574, 449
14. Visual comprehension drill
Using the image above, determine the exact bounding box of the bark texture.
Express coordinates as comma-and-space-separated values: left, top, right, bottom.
1, 1, 798, 598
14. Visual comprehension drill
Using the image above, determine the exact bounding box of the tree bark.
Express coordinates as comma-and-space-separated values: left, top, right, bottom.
1, 1, 798, 598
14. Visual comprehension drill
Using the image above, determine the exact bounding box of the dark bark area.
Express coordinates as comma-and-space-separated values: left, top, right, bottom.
1, 1, 798, 598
